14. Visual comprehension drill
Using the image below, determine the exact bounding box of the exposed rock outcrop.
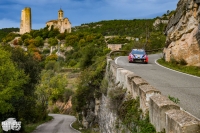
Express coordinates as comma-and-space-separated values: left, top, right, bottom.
164, 0, 200, 66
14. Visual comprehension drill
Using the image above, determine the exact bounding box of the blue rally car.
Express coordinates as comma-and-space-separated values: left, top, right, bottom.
128, 49, 148, 64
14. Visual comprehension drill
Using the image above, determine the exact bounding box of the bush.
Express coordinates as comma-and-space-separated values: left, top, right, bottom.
53, 61, 61, 72
170, 57, 179, 64
45, 54, 58, 62
118, 98, 156, 133
62, 89, 74, 102
68, 59, 77, 67
100, 78, 108, 95
179, 58, 187, 65
52, 106, 60, 113
45, 60, 56, 70
43, 49, 50, 54
168, 95, 180, 104
109, 86, 126, 101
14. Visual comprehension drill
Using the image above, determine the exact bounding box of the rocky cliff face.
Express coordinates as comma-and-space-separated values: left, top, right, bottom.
164, 0, 200, 66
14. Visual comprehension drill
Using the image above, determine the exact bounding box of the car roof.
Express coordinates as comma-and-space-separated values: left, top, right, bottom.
132, 49, 145, 51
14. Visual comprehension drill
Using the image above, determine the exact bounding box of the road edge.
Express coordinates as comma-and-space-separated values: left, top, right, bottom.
70, 118, 81, 133
155, 59, 200, 79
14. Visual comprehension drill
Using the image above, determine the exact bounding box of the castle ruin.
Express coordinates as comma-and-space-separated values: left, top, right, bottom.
20, 7, 31, 34
46, 9, 71, 33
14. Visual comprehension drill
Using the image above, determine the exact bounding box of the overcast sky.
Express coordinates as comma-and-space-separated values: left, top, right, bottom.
0, 0, 179, 30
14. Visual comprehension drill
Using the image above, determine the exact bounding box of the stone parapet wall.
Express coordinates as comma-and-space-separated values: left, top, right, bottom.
99, 56, 200, 133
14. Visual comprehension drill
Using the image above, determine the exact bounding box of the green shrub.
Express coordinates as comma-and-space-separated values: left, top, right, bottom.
69, 59, 77, 67
168, 95, 180, 104
170, 57, 179, 64
179, 58, 187, 65
45, 60, 56, 70
109, 86, 126, 101
52, 106, 60, 113
63, 89, 74, 102
118, 98, 156, 133
43, 49, 50, 54
53, 61, 61, 72
100, 78, 108, 95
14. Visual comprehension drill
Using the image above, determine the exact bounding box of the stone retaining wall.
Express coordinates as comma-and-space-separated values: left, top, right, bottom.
104, 57, 200, 133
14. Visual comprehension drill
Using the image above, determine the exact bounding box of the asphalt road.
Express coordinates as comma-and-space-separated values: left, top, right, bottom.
115, 53, 200, 119
32, 114, 80, 133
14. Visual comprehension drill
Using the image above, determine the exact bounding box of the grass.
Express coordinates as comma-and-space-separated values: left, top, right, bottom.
157, 58, 200, 77
23, 116, 53, 133
168, 95, 180, 104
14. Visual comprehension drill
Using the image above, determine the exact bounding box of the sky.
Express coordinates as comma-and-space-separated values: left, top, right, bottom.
0, 0, 179, 30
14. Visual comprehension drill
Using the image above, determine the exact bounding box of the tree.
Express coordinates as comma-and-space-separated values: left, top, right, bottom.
18, 38, 23, 45
48, 28, 60, 38
0, 47, 28, 115
48, 37, 58, 46
1, 46, 42, 122
45, 54, 58, 63
36, 70, 68, 104
34, 36, 44, 47
28, 43, 39, 52
33, 30, 42, 38
21, 33, 32, 42
65, 34, 79, 47
57, 33, 66, 40
33, 52, 42, 61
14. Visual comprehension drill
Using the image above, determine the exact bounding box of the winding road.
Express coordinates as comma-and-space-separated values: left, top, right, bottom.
32, 114, 80, 133
115, 53, 200, 119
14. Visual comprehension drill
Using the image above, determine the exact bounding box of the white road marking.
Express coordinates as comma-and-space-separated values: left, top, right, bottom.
70, 118, 81, 133
115, 56, 121, 64
155, 59, 200, 79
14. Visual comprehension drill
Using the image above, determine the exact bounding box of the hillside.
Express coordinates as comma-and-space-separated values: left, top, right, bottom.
73, 19, 164, 36
0, 28, 19, 42
73, 19, 167, 50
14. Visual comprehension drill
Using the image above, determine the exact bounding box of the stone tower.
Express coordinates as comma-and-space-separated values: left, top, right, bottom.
58, 9, 63, 20
20, 7, 31, 34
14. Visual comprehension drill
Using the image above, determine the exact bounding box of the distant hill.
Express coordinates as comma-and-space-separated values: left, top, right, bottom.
73, 19, 165, 38
0, 28, 19, 42
73, 19, 167, 50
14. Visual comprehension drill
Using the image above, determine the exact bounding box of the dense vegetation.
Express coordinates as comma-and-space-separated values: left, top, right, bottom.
118, 98, 156, 133
0, 28, 19, 42
74, 19, 155, 37
0, 46, 45, 132
73, 19, 167, 51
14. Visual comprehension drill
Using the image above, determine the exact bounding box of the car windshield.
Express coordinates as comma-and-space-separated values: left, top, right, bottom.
131, 50, 145, 55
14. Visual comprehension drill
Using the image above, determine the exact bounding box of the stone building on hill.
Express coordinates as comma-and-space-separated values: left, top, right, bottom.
20, 7, 31, 34
46, 9, 71, 33
153, 18, 168, 27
